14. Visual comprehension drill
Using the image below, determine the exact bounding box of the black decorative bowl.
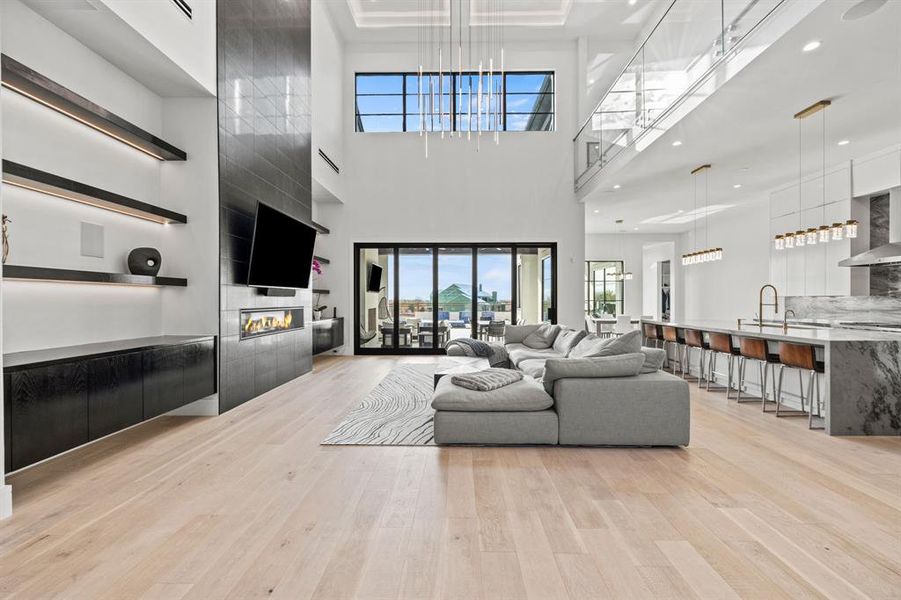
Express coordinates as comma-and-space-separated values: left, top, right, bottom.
128, 247, 162, 276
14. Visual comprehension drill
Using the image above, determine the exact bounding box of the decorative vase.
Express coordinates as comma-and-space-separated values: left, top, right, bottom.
312, 310, 322, 321
127, 247, 162, 276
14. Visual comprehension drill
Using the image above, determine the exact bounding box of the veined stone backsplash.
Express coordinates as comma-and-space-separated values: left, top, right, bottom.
870, 193, 901, 297
786, 295, 901, 324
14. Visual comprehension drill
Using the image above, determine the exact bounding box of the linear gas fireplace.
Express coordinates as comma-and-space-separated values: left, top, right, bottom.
240, 307, 304, 340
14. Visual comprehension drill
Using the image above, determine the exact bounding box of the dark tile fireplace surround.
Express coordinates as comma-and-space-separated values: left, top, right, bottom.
217, 0, 314, 412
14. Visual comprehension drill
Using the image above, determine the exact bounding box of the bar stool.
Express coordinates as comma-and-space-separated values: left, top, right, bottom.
736, 336, 779, 411
642, 323, 662, 349
705, 332, 741, 397
683, 329, 709, 384
661, 325, 685, 375
777, 342, 825, 429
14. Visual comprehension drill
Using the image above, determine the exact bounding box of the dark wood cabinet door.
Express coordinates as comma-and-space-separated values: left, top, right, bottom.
10, 363, 88, 470
183, 341, 216, 403
142, 347, 184, 419
87, 353, 144, 440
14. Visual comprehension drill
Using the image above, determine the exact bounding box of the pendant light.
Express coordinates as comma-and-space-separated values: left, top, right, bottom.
418, 0, 505, 157
775, 100, 857, 250
612, 220, 634, 280
682, 164, 722, 265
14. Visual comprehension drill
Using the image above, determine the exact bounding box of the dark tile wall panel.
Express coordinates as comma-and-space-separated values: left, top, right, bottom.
869, 194, 901, 297
217, 0, 313, 413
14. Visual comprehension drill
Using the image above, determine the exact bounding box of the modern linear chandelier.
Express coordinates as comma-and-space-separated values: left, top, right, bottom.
682, 164, 723, 266
774, 100, 857, 251
418, 0, 505, 157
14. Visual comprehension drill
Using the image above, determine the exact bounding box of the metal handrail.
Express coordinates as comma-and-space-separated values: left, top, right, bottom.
573, 0, 677, 141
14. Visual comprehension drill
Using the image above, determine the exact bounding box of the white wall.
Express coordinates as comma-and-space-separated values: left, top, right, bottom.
98, 0, 216, 95
316, 40, 585, 345
311, 0, 345, 201
585, 233, 683, 320
681, 197, 772, 321
1, 0, 218, 357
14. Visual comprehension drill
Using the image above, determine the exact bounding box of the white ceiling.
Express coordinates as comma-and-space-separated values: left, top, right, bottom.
327, 0, 664, 43
584, 0, 901, 234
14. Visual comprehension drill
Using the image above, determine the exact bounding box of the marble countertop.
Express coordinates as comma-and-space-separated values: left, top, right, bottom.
641, 319, 901, 345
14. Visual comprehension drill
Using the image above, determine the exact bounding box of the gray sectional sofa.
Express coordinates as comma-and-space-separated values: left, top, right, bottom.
433, 324, 690, 446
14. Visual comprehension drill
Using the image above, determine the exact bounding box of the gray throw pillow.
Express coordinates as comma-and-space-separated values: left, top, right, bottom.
552, 328, 587, 357
569, 329, 641, 359
542, 353, 645, 394
522, 324, 562, 349
640, 347, 666, 373
504, 324, 542, 344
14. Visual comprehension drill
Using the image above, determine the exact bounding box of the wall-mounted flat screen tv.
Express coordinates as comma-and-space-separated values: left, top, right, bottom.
247, 202, 317, 289
366, 263, 383, 293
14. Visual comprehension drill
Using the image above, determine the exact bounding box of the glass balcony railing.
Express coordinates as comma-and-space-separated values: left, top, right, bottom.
574, 0, 786, 191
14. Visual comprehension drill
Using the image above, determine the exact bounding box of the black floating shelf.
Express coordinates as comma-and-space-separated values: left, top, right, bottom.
4, 265, 187, 287
311, 220, 330, 235
1, 54, 187, 161
312, 288, 330, 294
2, 160, 187, 225
313, 255, 330, 265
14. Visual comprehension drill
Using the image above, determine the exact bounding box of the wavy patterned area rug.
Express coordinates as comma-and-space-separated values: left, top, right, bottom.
321, 364, 437, 446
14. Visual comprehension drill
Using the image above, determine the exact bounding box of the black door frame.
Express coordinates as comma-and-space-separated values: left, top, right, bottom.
354, 242, 558, 355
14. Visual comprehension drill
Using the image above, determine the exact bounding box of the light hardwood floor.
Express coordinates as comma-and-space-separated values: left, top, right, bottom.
1, 355, 899, 599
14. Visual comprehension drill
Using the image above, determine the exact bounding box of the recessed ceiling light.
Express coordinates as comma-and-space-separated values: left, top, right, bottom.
613, 184, 621, 190
837, 139, 850, 146
677, 209, 684, 213
672, 140, 682, 147
633, 227, 639, 231
733, 184, 742, 189
628, 0, 638, 5
593, 209, 600, 213
588, 78, 595, 85
802, 40, 821, 52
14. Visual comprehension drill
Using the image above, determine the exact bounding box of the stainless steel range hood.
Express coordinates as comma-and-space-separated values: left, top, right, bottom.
839, 188, 901, 267
838, 242, 901, 267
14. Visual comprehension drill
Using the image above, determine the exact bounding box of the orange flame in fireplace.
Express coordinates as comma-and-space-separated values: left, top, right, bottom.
242, 310, 295, 335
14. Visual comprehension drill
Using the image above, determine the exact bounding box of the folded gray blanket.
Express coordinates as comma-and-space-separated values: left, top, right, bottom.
451, 368, 523, 391
445, 338, 510, 368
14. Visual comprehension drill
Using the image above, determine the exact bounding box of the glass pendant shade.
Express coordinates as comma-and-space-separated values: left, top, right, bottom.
785, 233, 795, 249
818, 225, 831, 243
774, 235, 785, 250
831, 222, 844, 241
715, 248, 723, 260
806, 228, 818, 245
845, 219, 858, 238
624, 272, 634, 280
795, 230, 806, 247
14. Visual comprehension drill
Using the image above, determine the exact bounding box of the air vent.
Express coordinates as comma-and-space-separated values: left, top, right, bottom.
318, 149, 340, 174
172, 0, 192, 20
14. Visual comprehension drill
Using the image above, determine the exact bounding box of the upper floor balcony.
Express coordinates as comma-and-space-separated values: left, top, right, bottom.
574, 0, 823, 193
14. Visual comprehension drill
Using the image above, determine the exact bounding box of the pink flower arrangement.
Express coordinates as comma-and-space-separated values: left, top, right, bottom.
312, 259, 322, 275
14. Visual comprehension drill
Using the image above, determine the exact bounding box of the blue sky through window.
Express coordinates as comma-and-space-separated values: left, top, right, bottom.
395, 253, 512, 301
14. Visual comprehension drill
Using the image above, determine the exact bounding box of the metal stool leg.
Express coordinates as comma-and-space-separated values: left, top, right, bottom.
706, 351, 716, 391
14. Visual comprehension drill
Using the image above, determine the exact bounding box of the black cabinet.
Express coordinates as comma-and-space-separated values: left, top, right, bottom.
142, 347, 184, 419
88, 352, 143, 440
312, 317, 345, 355
3, 336, 216, 472
9, 362, 88, 471
183, 341, 216, 402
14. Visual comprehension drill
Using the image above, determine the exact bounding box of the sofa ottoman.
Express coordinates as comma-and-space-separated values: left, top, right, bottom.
431, 374, 558, 445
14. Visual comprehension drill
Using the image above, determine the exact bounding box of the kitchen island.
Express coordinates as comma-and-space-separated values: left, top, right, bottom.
642, 319, 901, 436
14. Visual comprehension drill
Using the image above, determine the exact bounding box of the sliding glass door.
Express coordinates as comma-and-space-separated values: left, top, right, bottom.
355, 243, 556, 354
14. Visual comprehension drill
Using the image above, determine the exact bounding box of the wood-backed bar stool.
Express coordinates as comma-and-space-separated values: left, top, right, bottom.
777, 342, 825, 429
736, 336, 779, 411
642, 323, 662, 349
661, 325, 685, 375
683, 329, 709, 384
706, 332, 741, 397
